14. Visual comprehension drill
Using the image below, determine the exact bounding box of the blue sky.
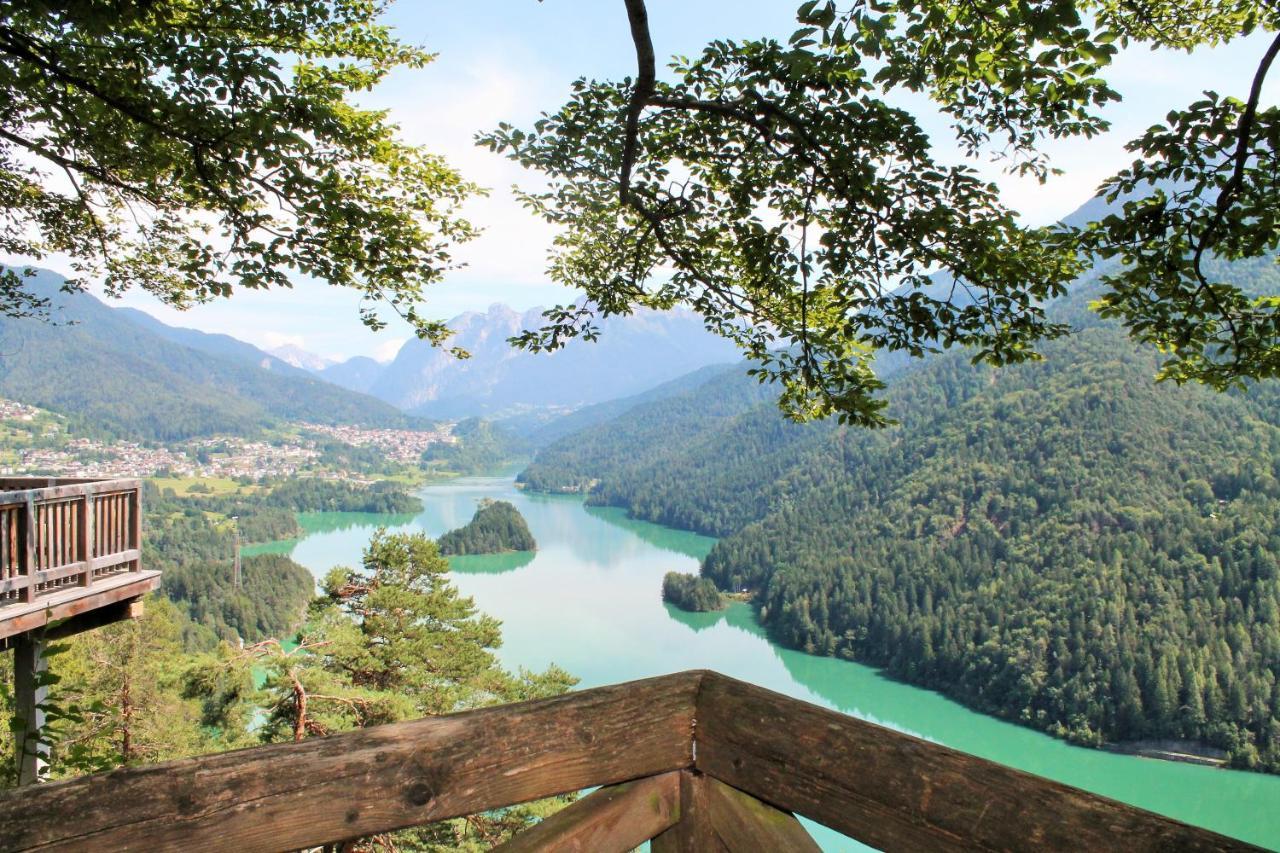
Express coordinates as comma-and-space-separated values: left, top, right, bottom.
19, 2, 1280, 361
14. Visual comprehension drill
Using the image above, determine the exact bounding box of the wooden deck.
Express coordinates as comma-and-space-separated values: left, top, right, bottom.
0, 478, 158, 642
0, 670, 1258, 852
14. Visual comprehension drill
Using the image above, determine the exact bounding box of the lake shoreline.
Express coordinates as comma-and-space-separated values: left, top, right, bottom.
1104, 741, 1230, 768
245, 472, 1280, 850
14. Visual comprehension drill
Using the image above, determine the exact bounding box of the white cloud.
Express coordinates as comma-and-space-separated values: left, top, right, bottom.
260, 332, 308, 351
372, 336, 409, 363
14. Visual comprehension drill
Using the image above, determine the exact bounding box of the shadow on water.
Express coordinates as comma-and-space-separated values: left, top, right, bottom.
583, 504, 716, 561
661, 601, 728, 633
298, 511, 419, 535
242, 511, 419, 559
448, 550, 537, 575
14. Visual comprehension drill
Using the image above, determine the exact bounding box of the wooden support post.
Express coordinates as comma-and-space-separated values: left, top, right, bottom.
13, 633, 49, 786
130, 489, 142, 571
651, 771, 725, 853
702, 775, 821, 852
493, 772, 681, 853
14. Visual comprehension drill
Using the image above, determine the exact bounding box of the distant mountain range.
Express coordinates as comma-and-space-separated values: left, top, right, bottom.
267, 344, 334, 372
0, 269, 420, 441
0, 269, 744, 438
293, 302, 741, 420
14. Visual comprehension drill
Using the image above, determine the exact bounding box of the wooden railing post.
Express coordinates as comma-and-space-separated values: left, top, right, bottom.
651, 771, 721, 852
79, 488, 94, 587
493, 772, 681, 853
701, 775, 819, 851
130, 486, 141, 571
20, 497, 35, 604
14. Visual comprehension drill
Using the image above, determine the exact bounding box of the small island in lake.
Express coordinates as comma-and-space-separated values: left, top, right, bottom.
438, 499, 537, 555
662, 571, 725, 612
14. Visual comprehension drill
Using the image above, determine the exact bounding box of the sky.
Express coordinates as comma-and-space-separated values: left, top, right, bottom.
10, 1, 1280, 362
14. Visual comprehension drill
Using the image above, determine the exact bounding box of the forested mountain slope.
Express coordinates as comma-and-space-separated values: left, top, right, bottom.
516, 361, 739, 448
0, 269, 417, 440
519, 257, 1280, 770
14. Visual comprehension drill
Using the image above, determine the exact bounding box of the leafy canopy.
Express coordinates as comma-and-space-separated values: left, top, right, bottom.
0, 0, 476, 344
484, 0, 1280, 424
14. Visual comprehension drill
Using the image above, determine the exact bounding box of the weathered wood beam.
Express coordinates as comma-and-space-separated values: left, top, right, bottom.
694, 672, 1259, 852
0, 571, 160, 642
651, 771, 726, 853
0, 670, 702, 853
0, 598, 145, 652
493, 771, 680, 853
0, 478, 140, 506
702, 775, 821, 852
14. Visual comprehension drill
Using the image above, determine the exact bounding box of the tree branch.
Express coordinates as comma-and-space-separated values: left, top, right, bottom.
1190, 28, 1280, 350
620, 0, 657, 207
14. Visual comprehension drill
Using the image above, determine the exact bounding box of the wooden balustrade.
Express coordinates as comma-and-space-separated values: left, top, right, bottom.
0, 478, 155, 642
0, 671, 1259, 853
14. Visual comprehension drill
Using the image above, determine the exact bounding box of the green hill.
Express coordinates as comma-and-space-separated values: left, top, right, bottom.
437, 500, 537, 556
0, 268, 421, 441
518, 257, 1280, 771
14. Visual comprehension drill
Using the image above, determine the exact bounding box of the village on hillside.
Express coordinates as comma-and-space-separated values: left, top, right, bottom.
0, 397, 455, 481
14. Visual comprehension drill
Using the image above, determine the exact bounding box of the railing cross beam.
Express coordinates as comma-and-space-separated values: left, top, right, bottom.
0, 671, 1261, 853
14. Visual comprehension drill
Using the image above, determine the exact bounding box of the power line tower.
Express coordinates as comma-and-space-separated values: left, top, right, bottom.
231, 516, 241, 591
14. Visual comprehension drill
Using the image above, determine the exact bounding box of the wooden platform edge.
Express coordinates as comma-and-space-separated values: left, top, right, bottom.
0, 571, 160, 642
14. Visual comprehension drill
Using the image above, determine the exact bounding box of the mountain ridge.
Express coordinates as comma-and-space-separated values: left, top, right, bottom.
310, 302, 741, 419
0, 269, 424, 440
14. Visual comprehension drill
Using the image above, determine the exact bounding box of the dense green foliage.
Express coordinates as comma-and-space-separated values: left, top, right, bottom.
488, 0, 1280, 423
177, 478, 420, 540
193, 531, 576, 848
160, 552, 313, 645
0, 598, 218, 786
146, 477, 421, 642
0, 270, 420, 441
146, 486, 314, 643
3, 532, 578, 846
518, 369, 782, 501
438, 500, 537, 556
228, 507, 300, 545
423, 418, 527, 475
662, 572, 724, 612
262, 477, 422, 514
705, 333, 1280, 769
523, 264, 1280, 771
0, 0, 475, 342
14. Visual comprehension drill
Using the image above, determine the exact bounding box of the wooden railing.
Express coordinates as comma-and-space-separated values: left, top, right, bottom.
0, 478, 141, 608
0, 671, 1258, 852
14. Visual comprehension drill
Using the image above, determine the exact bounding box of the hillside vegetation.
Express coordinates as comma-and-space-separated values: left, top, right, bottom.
0, 269, 419, 441
438, 500, 537, 556
422, 418, 527, 475
145, 485, 314, 643
662, 572, 724, 612
520, 260, 1280, 771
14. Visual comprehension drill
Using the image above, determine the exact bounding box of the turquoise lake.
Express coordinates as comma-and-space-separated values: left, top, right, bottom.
245, 473, 1280, 850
